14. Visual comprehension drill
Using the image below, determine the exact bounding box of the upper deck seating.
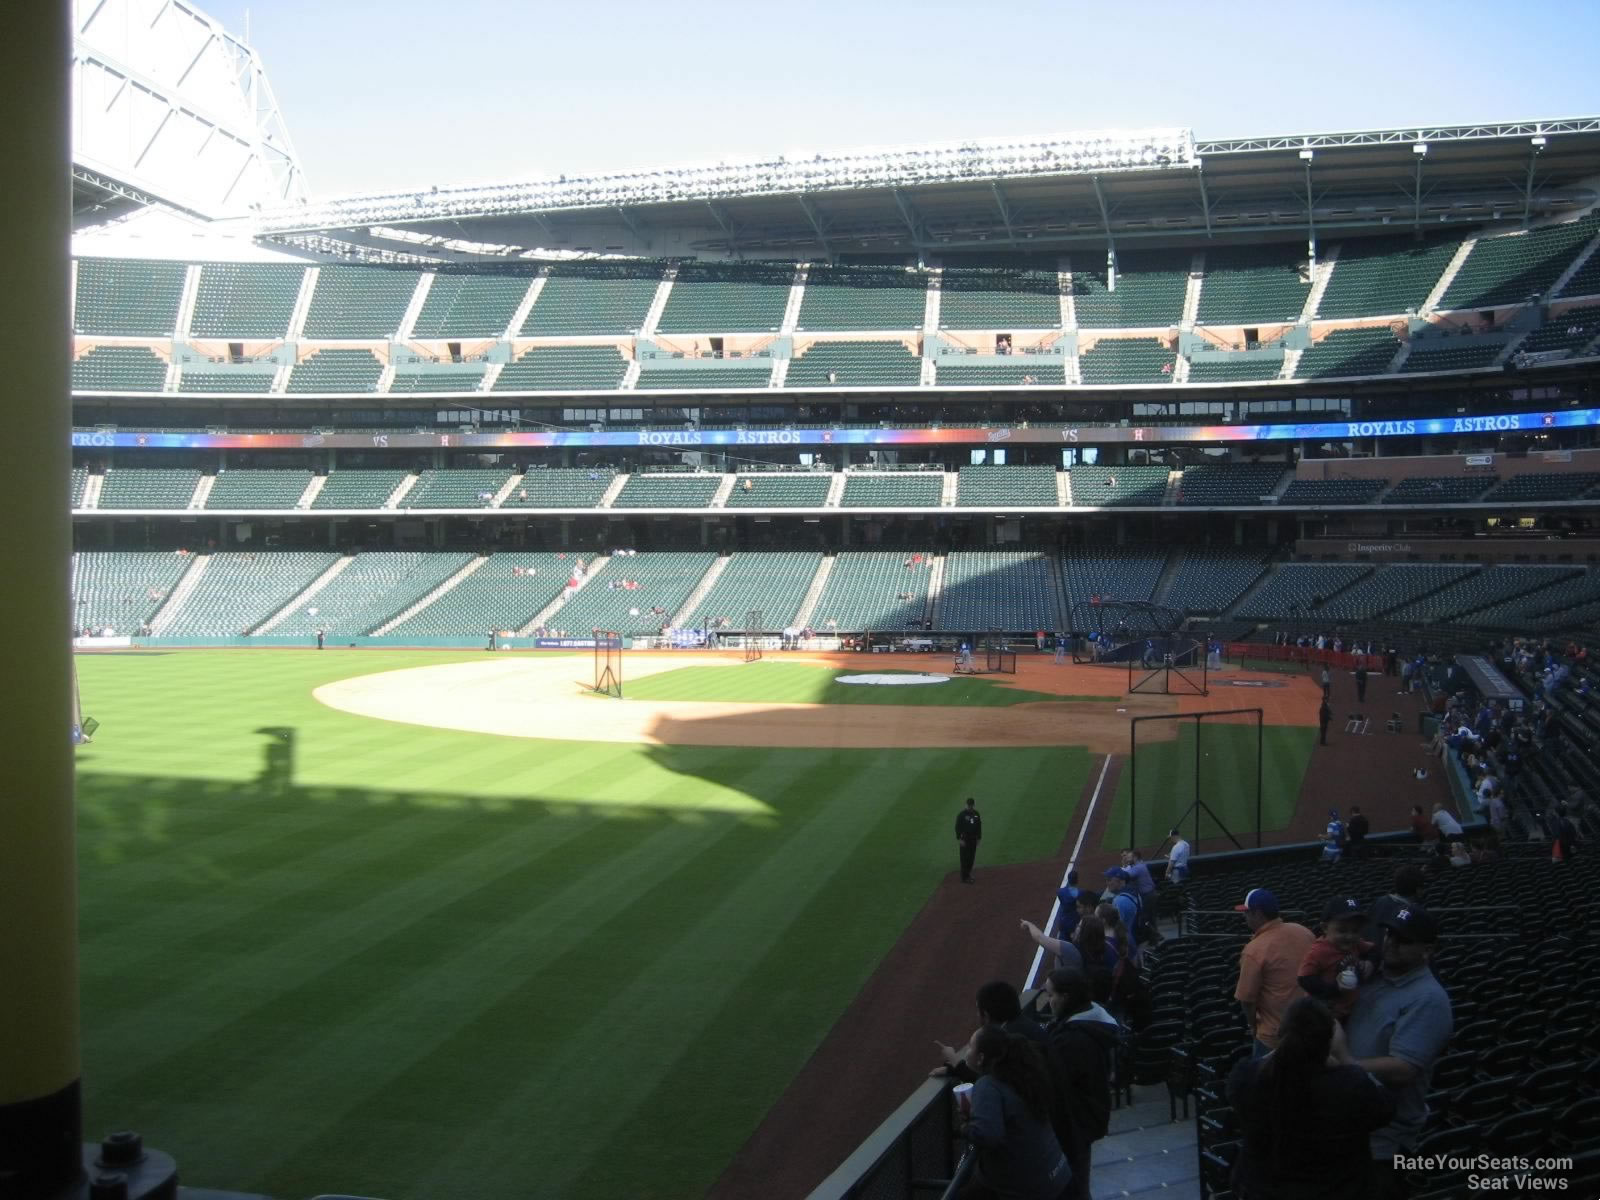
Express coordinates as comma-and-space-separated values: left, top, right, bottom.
934, 358, 1062, 386
796, 264, 928, 331
493, 346, 628, 391
1078, 338, 1176, 384
634, 362, 772, 389
1382, 476, 1496, 504
1399, 341, 1505, 374
1512, 305, 1600, 356
411, 272, 532, 338
955, 465, 1058, 506
723, 474, 830, 508
1316, 236, 1461, 318
97, 468, 200, 509
655, 263, 793, 333
162, 551, 338, 636
1065, 464, 1167, 506
500, 468, 616, 509
1196, 246, 1308, 324
936, 551, 1057, 631
312, 470, 409, 509
71, 550, 194, 634
302, 266, 420, 338
1481, 472, 1600, 503
1175, 464, 1285, 506
938, 256, 1063, 330
520, 262, 664, 335
1186, 355, 1284, 383
190, 262, 304, 338
205, 469, 312, 509
684, 551, 823, 629
786, 341, 922, 388
74, 258, 187, 335
286, 349, 383, 393
611, 475, 721, 508
810, 551, 934, 631
388, 367, 487, 392
177, 369, 274, 393
1070, 250, 1188, 329
1295, 327, 1399, 378
399, 469, 513, 508
73, 346, 167, 391
1441, 216, 1600, 310
839, 473, 943, 507
1280, 478, 1386, 505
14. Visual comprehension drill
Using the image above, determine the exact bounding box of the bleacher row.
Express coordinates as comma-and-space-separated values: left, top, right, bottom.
68, 218, 1600, 391
70, 549, 1600, 639
74, 465, 1600, 511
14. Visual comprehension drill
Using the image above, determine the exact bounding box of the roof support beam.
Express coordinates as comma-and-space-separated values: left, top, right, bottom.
1195, 161, 1214, 238
704, 200, 739, 256
1091, 176, 1116, 287
615, 205, 649, 247
1522, 138, 1546, 228
796, 193, 833, 260
892, 188, 932, 251
990, 181, 1019, 248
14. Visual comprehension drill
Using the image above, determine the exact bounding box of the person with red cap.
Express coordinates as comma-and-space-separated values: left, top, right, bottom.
1233, 888, 1314, 1059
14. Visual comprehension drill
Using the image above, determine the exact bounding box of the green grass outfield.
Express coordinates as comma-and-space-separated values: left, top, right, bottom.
1101, 721, 1317, 850
74, 650, 1090, 1200
623, 660, 1104, 705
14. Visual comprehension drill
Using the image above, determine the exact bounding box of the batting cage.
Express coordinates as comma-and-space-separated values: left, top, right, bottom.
1069, 597, 1204, 693
982, 628, 1017, 675
1126, 708, 1264, 851
744, 609, 764, 663
592, 630, 622, 697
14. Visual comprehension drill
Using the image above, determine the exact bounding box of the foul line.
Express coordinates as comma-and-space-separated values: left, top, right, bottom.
1024, 752, 1113, 992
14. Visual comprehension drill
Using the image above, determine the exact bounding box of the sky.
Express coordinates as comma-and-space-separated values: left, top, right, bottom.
201, 0, 1600, 200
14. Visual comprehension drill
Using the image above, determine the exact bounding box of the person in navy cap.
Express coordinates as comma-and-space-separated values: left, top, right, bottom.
1298, 897, 1377, 1021
1346, 904, 1453, 1198
1101, 866, 1144, 966
1233, 887, 1315, 1058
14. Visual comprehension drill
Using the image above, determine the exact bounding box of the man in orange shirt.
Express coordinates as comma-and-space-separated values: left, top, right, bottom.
1232, 887, 1315, 1058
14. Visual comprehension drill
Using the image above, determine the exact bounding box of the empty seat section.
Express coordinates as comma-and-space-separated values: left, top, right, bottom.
612, 475, 721, 508
178, 369, 274, 393
271, 552, 475, 637
312, 470, 409, 509
1163, 548, 1267, 613
494, 346, 628, 391
74, 258, 187, 335
635, 363, 772, 390
1235, 563, 1371, 620
1513, 305, 1600, 355
1315, 564, 1478, 621
1483, 472, 1600, 502
1557, 244, 1600, 300
1471, 569, 1600, 628
1062, 546, 1165, 606
97, 468, 200, 509
1389, 565, 1583, 623
1280, 478, 1385, 505
839, 473, 943, 507
796, 265, 928, 331
1186, 355, 1283, 383
287, 349, 383, 393
655, 264, 793, 333
937, 551, 1056, 631
411, 272, 532, 337
520, 263, 663, 335
955, 464, 1057, 506
1399, 342, 1504, 373
73, 346, 167, 391
938, 257, 1062, 329
205, 469, 312, 509
72, 551, 194, 634
1441, 216, 1600, 310
501, 468, 616, 508
723, 474, 830, 507
934, 358, 1062, 386
400, 468, 513, 508
1296, 328, 1399, 378
1070, 250, 1188, 328
786, 341, 922, 387
389, 553, 573, 636
163, 551, 340, 636
1078, 338, 1175, 384
70, 467, 88, 508
1383, 476, 1496, 504
1176, 464, 1284, 506
685, 551, 823, 628
190, 262, 304, 337
1196, 246, 1309, 324
1316, 236, 1461, 318
388, 368, 487, 392
811, 551, 934, 632
302, 266, 420, 338
548, 552, 718, 635
1065, 464, 1167, 507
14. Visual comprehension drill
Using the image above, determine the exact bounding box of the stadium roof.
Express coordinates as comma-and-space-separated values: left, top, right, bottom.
255, 117, 1600, 263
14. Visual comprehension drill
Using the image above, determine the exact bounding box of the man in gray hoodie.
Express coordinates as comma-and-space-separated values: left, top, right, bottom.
1042, 967, 1120, 1200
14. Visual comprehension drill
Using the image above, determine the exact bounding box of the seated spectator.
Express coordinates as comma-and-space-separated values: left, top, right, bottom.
958, 1027, 1071, 1200
1227, 997, 1396, 1200
1448, 841, 1472, 868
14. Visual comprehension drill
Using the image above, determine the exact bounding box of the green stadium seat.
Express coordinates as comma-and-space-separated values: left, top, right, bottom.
1296, 328, 1399, 378
1070, 250, 1189, 329
205, 469, 312, 509
1314, 564, 1479, 621
1186, 355, 1284, 383
1196, 246, 1309, 325
400, 469, 513, 508
97, 468, 200, 509
838, 473, 943, 507
1234, 563, 1372, 620
655, 263, 793, 333
1383, 476, 1496, 504
787, 341, 922, 388
796, 264, 928, 331
494, 346, 628, 391
939, 256, 1063, 330
685, 551, 823, 628
723, 474, 830, 508
1399, 341, 1505, 374
412, 272, 532, 338
71, 550, 194, 635
388, 553, 575, 636
500, 468, 616, 509
936, 551, 1057, 631
161, 551, 340, 636
1557, 243, 1600, 300
74, 258, 187, 335
70, 467, 88, 508
1470, 569, 1600, 629
1511, 305, 1600, 357
811, 551, 935, 632
1163, 548, 1267, 613
1065, 464, 1167, 506
73, 346, 167, 391
287, 349, 383, 393
1280, 479, 1385, 505
1316, 236, 1461, 319
178, 368, 275, 393
1441, 216, 1600, 310
520, 263, 664, 336
934, 357, 1063, 386
1078, 338, 1175, 385
1175, 464, 1285, 506
955, 465, 1057, 506
389, 367, 487, 392
544, 552, 718, 636
634, 362, 772, 390
271, 552, 476, 637
1481, 472, 1600, 503
612, 475, 721, 508
1387, 565, 1583, 623
1062, 546, 1165, 606
190, 262, 304, 338
312, 471, 409, 509
302, 266, 420, 338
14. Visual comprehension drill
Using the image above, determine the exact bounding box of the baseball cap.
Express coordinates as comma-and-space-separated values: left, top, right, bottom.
1103, 866, 1133, 882
1322, 896, 1366, 922
1380, 905, 1440, 943
1233, 887, 1279, 914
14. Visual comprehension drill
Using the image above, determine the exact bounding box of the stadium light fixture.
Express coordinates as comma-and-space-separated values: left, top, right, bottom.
1412, 143, 1428, 156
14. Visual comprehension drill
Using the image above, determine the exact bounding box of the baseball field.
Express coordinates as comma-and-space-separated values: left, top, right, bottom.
73, 648, 1318, 1199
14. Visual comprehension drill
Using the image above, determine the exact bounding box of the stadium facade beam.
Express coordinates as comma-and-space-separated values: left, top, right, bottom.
891, 188, 927, 250
703, 200, 739, 255
615, 205, 650, 248
1523, 138, 1546, 229
1194, 117, 1600, 155
1194, 160, 1214, 238
795, 193, 833, 260
989, 181, 1019, 248
1091, 176, 1116, 285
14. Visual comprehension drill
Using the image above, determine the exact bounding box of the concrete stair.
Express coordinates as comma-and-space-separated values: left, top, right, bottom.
372, 556, 488, 635
940, 473, 958, 507
1057, 472, 1072, 507
174, 264, 201, 338
507, 273, 547, 337
1300, 243, 1338, 321
1551, 227, 1600, 299
490, 473, 523, 508
295, 475, 326, 509
921, 269, 941, 333
254, 556, 353, 634
671, 556, 731, 626
187, 475, 216, 510
924, 555, 946, 628
519, 555, 610, 634
287, 266, 317, 340
780, 266, 806, 334
1180, 252, 1204, 329
80, 473, 104, 509
641, 268, 675, 337
1422, 239, 1476, 313
824, 473, 847, 507
1279, 347, 1302, 379
598, 474, 628, 508
709, 474, 736, 508
397, 273, 433, 339
149, 554, 210, 634
791, 555, 837, 629
384, 474, 419, 509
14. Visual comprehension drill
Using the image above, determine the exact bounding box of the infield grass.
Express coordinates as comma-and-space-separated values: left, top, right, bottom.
74, 650, 1090, 1200
622, 660, 1104, 706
